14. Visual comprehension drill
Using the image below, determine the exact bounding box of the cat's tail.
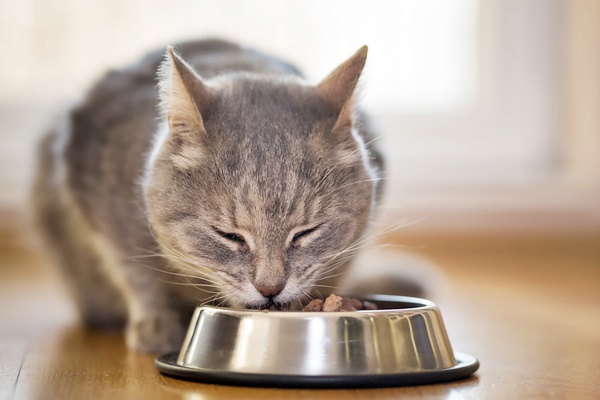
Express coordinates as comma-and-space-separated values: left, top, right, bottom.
30, 125, 64, 244
341, 248, 446, 300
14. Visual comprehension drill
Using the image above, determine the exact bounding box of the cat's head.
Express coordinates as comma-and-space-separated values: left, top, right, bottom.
145, 45, 378, 309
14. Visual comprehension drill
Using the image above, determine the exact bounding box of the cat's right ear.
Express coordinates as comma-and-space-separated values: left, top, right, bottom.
158, 47, 212, 168
317, 46, 368, 133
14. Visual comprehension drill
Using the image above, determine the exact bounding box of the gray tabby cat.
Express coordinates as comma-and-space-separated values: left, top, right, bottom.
33, 39, 384, 353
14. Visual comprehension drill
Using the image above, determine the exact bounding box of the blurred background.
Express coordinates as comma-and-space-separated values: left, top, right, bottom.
0, 0, 598, 239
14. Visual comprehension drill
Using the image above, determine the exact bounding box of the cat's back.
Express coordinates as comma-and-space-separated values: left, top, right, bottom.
72, 39, 302, 131
49, 39, 303, 235
67, 39, 302, 177
70, 39, 301, 139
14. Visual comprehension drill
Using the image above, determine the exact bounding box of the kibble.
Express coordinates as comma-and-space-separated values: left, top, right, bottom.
301, 294, 378, 312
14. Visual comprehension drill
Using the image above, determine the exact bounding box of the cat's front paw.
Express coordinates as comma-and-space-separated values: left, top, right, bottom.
126, 311, 187, 353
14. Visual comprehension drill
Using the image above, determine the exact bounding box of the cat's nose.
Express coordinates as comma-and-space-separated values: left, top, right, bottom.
255, 284, 285, 298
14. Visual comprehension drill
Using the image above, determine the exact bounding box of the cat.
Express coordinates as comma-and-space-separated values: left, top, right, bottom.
32, 39, 385, 353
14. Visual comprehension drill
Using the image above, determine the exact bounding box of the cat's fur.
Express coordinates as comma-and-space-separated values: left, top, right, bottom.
33, 39, 384, 353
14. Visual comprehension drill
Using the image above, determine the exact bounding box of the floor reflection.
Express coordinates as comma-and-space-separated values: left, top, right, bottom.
156, 371, 481, 400
18, 324, 481, 399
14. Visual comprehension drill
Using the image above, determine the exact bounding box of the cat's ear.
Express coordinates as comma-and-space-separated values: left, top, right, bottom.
158, 47, 213, 169
317, 46, 368, 131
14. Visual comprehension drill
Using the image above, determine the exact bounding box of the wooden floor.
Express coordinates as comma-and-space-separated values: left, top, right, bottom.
1, 229, 599, 400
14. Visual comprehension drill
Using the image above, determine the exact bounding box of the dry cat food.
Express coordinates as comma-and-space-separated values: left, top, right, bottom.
302, 294, 378, 312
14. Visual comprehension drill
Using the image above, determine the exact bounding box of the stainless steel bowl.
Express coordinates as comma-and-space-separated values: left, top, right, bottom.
156, 295, 479, 388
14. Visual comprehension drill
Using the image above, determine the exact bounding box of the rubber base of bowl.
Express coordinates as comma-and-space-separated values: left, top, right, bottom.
155, 351, 479, 388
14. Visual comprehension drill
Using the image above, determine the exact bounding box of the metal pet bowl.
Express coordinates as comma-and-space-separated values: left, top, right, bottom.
156, 295, 479, 388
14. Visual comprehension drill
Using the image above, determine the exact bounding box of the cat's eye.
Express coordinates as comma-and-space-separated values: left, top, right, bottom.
291, 225, 320, 244
213, 228, 246, 246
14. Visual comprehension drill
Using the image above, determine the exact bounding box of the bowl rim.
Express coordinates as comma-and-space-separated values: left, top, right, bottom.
194, 294, 438, 317
156, 351, 479, 388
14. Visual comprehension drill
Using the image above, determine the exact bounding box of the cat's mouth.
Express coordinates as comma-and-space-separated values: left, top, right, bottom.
246, 300, 291, 311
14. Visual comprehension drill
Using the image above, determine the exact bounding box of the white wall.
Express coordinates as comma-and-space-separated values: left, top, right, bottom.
1, 0, 597, 233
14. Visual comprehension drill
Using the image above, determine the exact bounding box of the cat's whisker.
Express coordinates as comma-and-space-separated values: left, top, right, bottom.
312, 284, 341, 290
314, 269, 349, 283
169, 259, 216, 278
132, 259, 212, 282
145, 224, 206, 267
325, 216, 425, 264
201, 292, 225, 305
311, 134, 385, 203
138, 216, 227, 297
150, 248, 221, 282
176, 272, 223, 294
129, 253, 170, 260
180, 276, 223, 290
321, 176, 401, 199
168, 282, 223, 295
299, 291, 313, 305
319, 261, 354, 277
326, 245, 366, 260
316, 254, 360, 276
206, 291, 229, 302
312, 216, 433, 287
202, 287, 238, 307
311, 134, 384, 199
314, 289, 325, 301
215, 293, 236, 308
314, 261, 349, 278
132, 261, 224, 297
164, 264, 219, 284
325, 240, 368, 263
322, 254, 360, 271
323, 243, 398, 264
158, 246, 202, 267
372, 213, 431, 233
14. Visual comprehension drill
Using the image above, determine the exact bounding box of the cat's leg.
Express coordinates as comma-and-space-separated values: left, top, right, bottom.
41, 199, 193, 352
38, 208, 128, 328
89, 233, 198, 353
37, 196, 191, 351
121, 273, 194, 354
33, 135, 128, 328
103, 255, 194, 353
41, 202, 194, 352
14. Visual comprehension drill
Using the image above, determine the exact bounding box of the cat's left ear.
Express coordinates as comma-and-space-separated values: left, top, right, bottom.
317, 46, 368, 132
158, 47, 213, 169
